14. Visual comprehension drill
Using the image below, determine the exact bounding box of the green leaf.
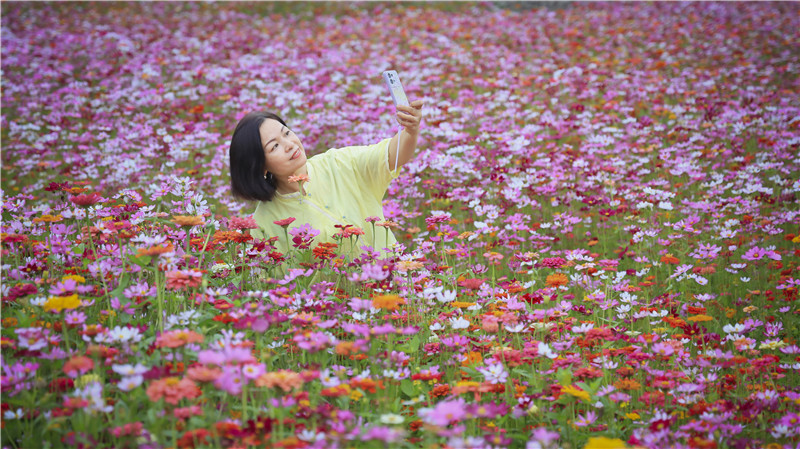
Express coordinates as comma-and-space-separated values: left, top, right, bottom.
129, 255, 152, 267
71, 244, 85, 254
556, 368, 573, 387
511, 367, 533, 379
400, 379, 416, 398
400, 335, 421, 354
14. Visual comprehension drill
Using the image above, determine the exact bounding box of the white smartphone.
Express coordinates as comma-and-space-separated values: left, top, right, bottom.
382, 70, 409, 107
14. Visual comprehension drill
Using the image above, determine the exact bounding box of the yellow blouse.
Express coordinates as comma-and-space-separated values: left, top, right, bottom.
251, 138, 400, 256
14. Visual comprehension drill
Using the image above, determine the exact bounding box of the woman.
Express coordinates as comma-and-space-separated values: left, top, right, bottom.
229, 99, 424, 257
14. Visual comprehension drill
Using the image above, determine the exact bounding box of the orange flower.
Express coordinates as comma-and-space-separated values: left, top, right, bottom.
613, 378, 641, 390
372, 295, 405, 311
397, 260, 424, 272
146, 377, 200, 404
545, 273, 569, 288
335, 341, 359, 356
429, 384, 451, 398
255, 370, 304, 392
687, 314, 713, 322
312, 242, 338, 260
287, 174, 309, 183
451, 301, 476, 309
137, 243, 174, 257
660, 254, 680, 264
349, 377, 383, 394
461, 351, 483, 366
156, 329, 204, 348
320, 384, 351, 397
32, 214, 64, 223
186, 366, 222, 383
172, 215, 205, 227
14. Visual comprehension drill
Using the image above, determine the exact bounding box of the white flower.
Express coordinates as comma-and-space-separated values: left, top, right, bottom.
112, 363, 149, 376
770, 424, 791, 438
108, 326, 143, 344
118, 375, 144, 392
537, 342, 558, 359
380, 413, 405, 424
571, 323, 594, 333
29, 296, 47, 307
422, 286, 443, 300
450, 316, 470, 330
504, 323, 527, 333
3, 408, 23, 419
429, 322, 443, 331
319, 369, 341, 387
723, 323, 746, 334
436, 290, 457, 303
297, 429, 325, 442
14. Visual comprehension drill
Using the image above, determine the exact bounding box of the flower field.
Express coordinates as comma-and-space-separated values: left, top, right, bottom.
2, 2, 800, 448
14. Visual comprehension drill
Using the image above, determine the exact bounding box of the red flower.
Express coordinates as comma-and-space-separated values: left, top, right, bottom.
69, 192, 103, 207
273, 217, 296, 227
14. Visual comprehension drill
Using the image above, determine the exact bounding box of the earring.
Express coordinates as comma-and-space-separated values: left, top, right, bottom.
264, 172, 273, 181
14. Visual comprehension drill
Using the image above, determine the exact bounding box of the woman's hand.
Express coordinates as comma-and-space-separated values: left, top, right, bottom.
396, 100, 424, 136
388, 99, 424, 171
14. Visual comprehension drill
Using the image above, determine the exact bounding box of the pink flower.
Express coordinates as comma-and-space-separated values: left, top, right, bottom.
424, 398, 467, 426
229, 216, 258, 230
214, 365, 244, 395
165, 270, 203, 290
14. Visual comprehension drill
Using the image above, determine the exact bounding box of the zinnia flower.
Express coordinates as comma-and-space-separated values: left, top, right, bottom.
44, 294, 82, 313
274, 217, 296, 227
255, 370, 304, 392
229, 216, 258, 230
165, 270, 204, 290
171, 215, 205, 227
545, 273, 569, 288
145, 377, 200, 404
69, 192, 103, 206
287, 174, 309, 183
63, 356, 94, 378
372, 295, 405, 311
156, 329, 204, 348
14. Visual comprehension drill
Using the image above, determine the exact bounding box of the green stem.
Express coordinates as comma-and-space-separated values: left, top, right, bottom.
242, 381, 249, 423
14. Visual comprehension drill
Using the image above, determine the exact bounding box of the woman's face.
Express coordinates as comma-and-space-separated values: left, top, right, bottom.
259, 118, 306, 177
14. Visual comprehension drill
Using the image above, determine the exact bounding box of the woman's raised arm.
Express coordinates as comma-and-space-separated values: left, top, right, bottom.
388, 99, 424, 171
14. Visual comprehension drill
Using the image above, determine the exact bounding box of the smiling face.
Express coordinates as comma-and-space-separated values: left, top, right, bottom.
259, 118, 306, 177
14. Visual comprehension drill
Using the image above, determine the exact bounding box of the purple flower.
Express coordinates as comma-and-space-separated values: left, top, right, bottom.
214, 365, 244, 395
574, 411, 598, 427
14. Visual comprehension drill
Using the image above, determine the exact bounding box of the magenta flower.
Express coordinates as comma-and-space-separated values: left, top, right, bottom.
424, 398, 467, 426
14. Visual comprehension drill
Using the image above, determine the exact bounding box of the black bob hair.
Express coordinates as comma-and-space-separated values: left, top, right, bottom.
229, 111, 288, 202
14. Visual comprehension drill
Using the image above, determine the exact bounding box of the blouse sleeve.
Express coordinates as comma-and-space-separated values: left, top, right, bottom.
327, 138, 400, 202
